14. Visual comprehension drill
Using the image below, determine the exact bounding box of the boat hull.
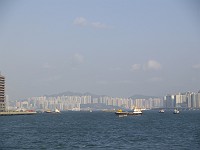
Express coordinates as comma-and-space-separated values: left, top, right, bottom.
115, 112, 142, 116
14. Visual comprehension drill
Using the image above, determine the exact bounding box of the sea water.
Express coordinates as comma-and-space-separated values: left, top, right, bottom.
0, 110, 200, 149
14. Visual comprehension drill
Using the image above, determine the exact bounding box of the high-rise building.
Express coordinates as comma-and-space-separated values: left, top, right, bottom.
165, 94, 175, 108
197, 91, 200, 108
191, 93, 197, 108
0, 74, 6, 112
187, 93, 192, 108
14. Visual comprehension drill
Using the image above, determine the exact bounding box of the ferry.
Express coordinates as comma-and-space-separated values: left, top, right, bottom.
115, 108, 142, 116
115, 109, 128, 116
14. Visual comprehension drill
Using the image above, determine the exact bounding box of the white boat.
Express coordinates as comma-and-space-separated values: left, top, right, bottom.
54, 108, 60, 113
173, 109, 180, 114
159, 109, 165, 113
132, 108, 143, 115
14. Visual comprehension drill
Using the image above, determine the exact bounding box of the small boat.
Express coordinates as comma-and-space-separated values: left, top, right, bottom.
44, 109, 52, 113
159, 109, 165, 113
130, 108, 143, 115
173, 109, 180, 114
54, 108, 60, 113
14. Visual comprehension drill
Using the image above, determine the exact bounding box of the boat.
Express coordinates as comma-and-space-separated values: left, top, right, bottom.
44, 109, 52, 113
54, 108, 60, 113
115, 108, 142, 116
129, 108, 143, 115
173, 109, 180, 114
115, 109, 128, 116
159, 109, 165, 113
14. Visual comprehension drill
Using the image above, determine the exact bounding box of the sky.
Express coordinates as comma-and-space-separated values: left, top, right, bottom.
0, 0, 200, 100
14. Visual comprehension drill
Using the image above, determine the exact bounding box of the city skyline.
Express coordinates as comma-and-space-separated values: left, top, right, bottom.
0, 0, 200, 100
11, 90, 200, 111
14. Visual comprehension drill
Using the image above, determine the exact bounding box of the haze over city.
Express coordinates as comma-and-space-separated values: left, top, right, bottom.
0, 0, 200, 100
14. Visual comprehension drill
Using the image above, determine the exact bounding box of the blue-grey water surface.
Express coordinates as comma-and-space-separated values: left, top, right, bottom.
0, 110, 200, 149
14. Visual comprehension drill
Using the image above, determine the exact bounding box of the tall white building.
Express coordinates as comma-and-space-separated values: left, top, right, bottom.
197, 91, 200, 108
187, 93, 192, 108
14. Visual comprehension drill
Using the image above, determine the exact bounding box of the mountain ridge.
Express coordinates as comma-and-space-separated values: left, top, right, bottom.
44, 91, 158, 99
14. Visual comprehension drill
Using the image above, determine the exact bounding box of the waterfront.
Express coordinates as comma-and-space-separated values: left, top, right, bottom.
0, 110, 200, 149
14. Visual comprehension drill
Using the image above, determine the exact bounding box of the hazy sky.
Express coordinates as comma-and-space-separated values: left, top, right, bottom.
0, 0, 200, 100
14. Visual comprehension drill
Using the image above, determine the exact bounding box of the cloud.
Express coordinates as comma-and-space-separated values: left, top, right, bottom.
72, 53, 84, 64
131, 60, 162, 72
192, 64, 200, 69
73, 17, 87, 26
73, 17, 109, 29
145, 60, 162, 70
131, 64, 141, 71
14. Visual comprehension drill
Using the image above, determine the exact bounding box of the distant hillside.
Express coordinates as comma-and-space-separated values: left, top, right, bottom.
45, 91, 105, 98
129, 94, 158, 100
45, 92, 158, 100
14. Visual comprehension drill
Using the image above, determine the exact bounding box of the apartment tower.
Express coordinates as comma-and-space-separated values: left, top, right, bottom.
0, 74, 5, 112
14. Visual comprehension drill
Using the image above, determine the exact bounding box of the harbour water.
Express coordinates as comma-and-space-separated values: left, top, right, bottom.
0, 110, 200, 149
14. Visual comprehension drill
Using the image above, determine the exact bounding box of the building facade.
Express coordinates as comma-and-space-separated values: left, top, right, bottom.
0, 74, 5, 112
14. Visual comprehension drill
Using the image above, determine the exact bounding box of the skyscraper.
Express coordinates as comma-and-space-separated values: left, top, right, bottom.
165, 94, 175, 108
0, 74, 5, 112
197, 91, 200, 108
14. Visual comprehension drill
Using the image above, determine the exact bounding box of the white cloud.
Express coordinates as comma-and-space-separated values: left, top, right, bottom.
131, 64, 141, 71
192, 64, 200, 69
73, 53, 84, 64
145, 60, 162, 70
73, 17, 87, 26
73, 17, 109, 29
131, 60, 161, 72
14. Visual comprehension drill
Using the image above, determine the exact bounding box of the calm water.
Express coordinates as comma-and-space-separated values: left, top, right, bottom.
0, 110, 200, 150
